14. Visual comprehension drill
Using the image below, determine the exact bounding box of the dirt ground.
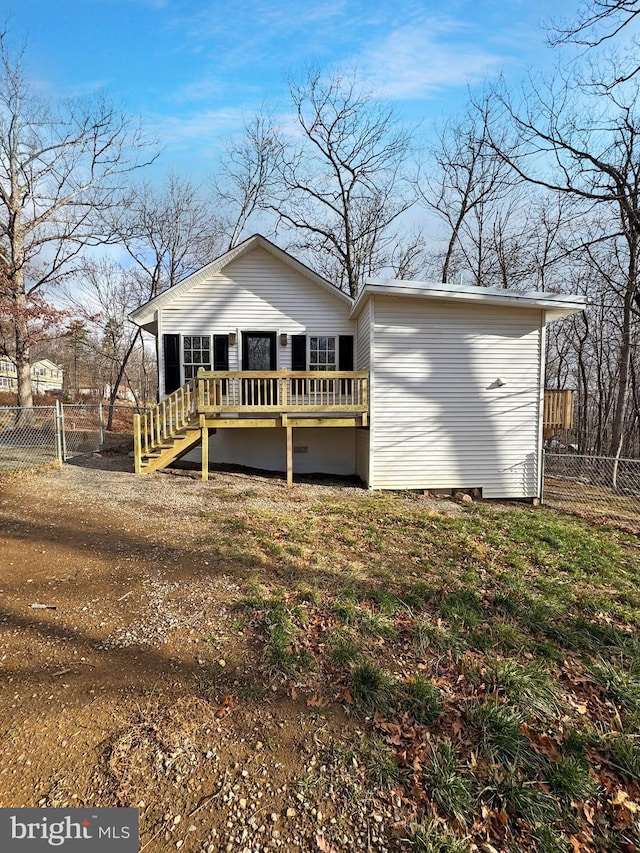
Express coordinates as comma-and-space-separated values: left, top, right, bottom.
1, 449, 453, 852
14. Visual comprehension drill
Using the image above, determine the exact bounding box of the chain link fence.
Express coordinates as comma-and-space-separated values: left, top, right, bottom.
0, 406, 59, 471
0, 403, 104, 472
59, 403, 104, 458
544, 452, 640, 533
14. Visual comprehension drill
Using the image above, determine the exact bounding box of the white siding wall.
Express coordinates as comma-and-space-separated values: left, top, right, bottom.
356, 300, 371, 370
183, 428, 356, 476
161, 247, 354, 374
368, 296, 543, 498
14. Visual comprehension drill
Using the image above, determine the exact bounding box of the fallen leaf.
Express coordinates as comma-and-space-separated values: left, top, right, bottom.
612, 790, 629, 806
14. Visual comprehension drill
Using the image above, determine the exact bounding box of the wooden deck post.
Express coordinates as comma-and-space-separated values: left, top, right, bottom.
286, 425, 293, 488
200, 414, 209, 482
133, 414, 142, 474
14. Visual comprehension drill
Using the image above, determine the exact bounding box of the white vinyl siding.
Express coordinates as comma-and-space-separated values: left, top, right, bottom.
368, 296, 543, 498
356, 300, 371, 371
160, 247, 354, 372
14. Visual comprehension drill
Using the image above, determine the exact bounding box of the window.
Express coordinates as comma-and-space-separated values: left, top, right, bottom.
183, 335, 211, 380
309, 336, 336, 371
0, 376, 10, 388
34, 366, 46, 376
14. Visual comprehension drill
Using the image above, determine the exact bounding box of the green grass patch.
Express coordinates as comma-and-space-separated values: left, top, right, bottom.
213, 488, 640, 851
410, 821, 470, 853
350, 660, 395, 714
401, 675, 444, 725
423, 742, 473, 826
487, 659, 563, 720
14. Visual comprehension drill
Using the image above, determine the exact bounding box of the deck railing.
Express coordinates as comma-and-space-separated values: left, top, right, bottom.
133, 377, 198, 471
197, 369, 369, 415
543, 388, 575, 433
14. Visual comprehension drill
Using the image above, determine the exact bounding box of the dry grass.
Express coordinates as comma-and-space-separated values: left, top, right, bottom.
545, 474, 640, 533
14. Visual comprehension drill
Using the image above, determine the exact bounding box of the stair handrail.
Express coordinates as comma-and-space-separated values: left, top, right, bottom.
133, 378, 199, 472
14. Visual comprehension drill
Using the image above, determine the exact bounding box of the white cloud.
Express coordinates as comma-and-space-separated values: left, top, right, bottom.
148, 107, 250, 151
172, 75, 226, 103
359, 17, 508, 99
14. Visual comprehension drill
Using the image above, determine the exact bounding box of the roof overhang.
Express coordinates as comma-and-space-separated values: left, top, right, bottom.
129, 234, 352, 334
350, 279, 587, 322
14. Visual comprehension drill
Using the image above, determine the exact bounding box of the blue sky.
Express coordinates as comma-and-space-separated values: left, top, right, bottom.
7, 0, 583, 179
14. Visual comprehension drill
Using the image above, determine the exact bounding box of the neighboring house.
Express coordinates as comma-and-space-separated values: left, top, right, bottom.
129, 234, 585, 498
0, 356, 63, 394
0, 356, 17, 391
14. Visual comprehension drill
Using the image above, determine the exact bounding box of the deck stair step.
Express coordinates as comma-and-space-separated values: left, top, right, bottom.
138, 428, 201, 473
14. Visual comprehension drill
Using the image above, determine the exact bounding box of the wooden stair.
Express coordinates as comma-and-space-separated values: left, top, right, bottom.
137, 423, 201, 473
134, 378, 203, 474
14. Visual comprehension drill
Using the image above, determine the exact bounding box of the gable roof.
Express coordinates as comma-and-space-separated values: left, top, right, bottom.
129, 234, 352, 331
33, 358, 62, 371
351, 279, 587, 322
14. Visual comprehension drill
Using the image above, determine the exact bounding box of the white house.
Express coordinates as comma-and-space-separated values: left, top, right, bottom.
129, 234, 585, 498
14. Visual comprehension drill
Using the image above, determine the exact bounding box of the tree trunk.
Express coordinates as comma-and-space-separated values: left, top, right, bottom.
13, 287, 34, 425
106, 329, 141, 430
609, 260, 635, 461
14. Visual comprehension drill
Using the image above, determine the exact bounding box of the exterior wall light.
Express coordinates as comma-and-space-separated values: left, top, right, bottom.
280, 333, 288, 346
228, 332, 237, 346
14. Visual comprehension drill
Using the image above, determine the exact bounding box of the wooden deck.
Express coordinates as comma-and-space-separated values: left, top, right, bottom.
133, 370, 369, 482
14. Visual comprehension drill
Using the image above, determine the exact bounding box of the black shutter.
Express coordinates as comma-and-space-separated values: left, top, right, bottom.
338, 335, 354, 371
163, 334, 180, 394
291, 335, 307, 371
213, 335, 229, 370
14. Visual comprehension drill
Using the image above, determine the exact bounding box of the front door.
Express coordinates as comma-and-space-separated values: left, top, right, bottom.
242, 332, 277, 405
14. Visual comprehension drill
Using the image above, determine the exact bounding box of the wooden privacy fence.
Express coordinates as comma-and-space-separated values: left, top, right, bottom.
543, 389, 574, 437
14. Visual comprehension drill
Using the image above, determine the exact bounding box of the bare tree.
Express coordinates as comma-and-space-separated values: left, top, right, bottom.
272, 68, 417, 296
114, 172, 224, 300
550, 1, 640, 48
0, 33, 156, 413
214, 114, 283, 250
68, 259, 148, 428
485, 70, 640, 458
549, 1, 640, 88
111, 173, 224, 405
420, 99, 517, 283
